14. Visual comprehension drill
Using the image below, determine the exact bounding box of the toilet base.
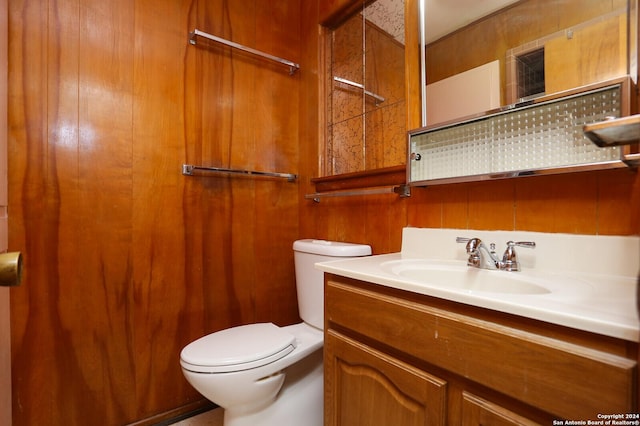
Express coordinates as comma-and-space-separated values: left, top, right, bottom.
223, 348, 323, 426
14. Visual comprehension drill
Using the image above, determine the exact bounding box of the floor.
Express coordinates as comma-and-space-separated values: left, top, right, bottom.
172, 407, 224, 426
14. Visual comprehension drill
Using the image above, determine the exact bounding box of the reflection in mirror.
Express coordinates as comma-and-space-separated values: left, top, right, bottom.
326, 0, 407, 176
423, 0, 636, 126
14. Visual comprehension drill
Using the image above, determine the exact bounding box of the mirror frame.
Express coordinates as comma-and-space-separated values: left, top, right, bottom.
315, 0, 422, 185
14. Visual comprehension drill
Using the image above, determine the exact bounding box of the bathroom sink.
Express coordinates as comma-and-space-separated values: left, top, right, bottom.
315, 227, 639, 341
380, 259, 568, 295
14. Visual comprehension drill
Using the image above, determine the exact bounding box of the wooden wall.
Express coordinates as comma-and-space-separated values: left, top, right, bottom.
426, 0, 629, 105
327, 13, 406, 175
0, 0, 11, 423
299, 169, 640, 255
6, 0, 640, 424
299, 0, 640, 253
8, 0, 301, 424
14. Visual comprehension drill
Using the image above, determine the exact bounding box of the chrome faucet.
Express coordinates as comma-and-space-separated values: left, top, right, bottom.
456, 237, 535, 271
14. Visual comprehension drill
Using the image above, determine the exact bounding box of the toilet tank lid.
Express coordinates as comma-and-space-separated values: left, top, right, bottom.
293, 239, 372, 257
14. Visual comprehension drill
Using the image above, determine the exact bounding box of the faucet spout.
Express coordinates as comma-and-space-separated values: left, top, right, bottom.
456, 237, 536, 272
464, 238, 501, 270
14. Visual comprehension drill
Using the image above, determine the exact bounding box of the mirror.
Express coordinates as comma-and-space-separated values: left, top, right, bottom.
421, 0, 637, 126
325, 0, 408, 176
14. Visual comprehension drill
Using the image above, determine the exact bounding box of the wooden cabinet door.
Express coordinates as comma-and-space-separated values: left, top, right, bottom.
462, 392, 543, 426
325, 330, 447, 426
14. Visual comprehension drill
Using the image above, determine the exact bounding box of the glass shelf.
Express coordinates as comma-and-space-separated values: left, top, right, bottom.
583, 115, 640, 147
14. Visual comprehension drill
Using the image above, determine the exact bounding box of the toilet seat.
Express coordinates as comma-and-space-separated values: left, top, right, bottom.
180, 323, 296, 373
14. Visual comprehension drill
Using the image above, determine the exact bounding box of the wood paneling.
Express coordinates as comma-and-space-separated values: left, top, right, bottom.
426, 0, 628, 104
303, 167, 639, 256
9, 0, 301, 424
303, 0, 638, 255
328, 10, 406, 175
6, 0, 640, 424
515, 173, 600, 234
0, 0, 10, 423
545, 12, 628, 94
319, 0, 363, 28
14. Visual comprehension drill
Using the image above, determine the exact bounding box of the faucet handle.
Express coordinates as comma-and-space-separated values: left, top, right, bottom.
457, 238, 483, 268
456, 237, 482, 253
510, 241, 536, 249
502, 241, 535, 271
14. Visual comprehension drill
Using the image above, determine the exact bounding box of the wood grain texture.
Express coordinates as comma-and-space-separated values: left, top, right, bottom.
6, 0, 640, 424
325, 330, 447, 426
545, 12, 628, 94
326, 277, 637, 420
305, 0, 639, 254
426, 0, 628, 105
461, 392, 544, 426
319, 0, 364, 28
0, 0, 10, 423
8, 0, 301, 424
328, 7, 406, 175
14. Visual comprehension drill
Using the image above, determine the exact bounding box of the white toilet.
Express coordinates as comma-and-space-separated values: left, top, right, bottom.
180, 239, 372, 426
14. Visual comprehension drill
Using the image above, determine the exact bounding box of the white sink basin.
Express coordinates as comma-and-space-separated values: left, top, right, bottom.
315, 227, 640, 342
379, 259, 585, 296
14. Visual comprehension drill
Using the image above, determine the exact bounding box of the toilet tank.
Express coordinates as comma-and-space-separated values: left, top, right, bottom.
293, 239, 371, 330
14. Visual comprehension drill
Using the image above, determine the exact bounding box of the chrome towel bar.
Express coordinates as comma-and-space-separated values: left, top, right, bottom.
189, 29, 300, 75
333, 76, 385, 104
305, 185, 410, 202
182, 164, 297, 182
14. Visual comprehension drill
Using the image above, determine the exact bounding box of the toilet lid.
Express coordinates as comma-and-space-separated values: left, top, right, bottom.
180, 323, 296, 373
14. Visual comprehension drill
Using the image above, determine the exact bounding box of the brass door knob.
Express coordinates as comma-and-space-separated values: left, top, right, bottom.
0, 252, 23, 287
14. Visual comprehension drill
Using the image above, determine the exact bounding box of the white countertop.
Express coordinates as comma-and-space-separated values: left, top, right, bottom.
316, 228, 640, 342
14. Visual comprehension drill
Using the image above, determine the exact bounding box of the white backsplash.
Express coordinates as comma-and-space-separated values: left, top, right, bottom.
401, 227, 640, 277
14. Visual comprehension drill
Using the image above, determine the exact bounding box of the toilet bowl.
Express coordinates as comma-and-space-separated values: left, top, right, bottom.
180, 239, 371, 426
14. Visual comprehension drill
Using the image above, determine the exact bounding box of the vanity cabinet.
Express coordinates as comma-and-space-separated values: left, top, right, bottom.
324, 275, 638, 425
326, 331, 447, 425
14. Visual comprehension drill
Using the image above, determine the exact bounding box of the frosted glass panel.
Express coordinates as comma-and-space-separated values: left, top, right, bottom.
409, 84, 624, 184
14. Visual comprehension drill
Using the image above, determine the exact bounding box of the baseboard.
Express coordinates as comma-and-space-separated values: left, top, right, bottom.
126, 399, 217, 426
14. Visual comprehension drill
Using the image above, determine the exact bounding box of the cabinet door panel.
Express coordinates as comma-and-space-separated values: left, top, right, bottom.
325, 330, 447, 426
326, 278, 636, 419
462, 392, 542, 426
